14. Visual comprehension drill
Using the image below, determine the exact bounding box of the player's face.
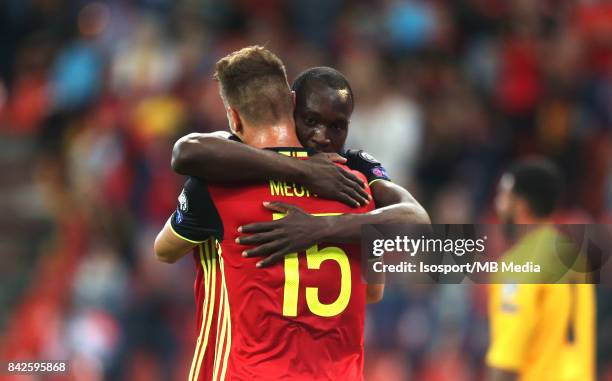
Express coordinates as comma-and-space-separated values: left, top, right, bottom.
294, 83, 352, 153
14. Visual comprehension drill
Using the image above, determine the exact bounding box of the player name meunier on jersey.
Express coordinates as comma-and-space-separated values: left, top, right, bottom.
372, 261, 541, 274
269, 180, 313, 198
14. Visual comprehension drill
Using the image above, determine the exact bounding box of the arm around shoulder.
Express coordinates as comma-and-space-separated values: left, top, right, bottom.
171, 131, 310, 183
171, 132, 232, 176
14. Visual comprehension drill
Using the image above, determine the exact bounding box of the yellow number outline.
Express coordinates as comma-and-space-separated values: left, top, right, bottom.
274, 213, 351, 317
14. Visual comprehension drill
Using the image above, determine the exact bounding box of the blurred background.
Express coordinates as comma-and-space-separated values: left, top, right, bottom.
0, 0, 611, 380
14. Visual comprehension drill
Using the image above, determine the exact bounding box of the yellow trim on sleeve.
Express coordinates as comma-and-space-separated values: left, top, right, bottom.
169, 222, 205, 244
368, 178, 389, 186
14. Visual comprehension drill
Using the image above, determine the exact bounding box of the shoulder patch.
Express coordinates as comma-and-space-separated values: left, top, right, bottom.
359, 151, 379, 163
371, 166, 388, 179
178, 189, 188, 212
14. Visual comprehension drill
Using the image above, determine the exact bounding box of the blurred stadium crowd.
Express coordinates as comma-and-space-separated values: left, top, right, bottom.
0, 0, 611, 380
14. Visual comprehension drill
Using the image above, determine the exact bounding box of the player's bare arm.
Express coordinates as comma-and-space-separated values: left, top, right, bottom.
486, 368, 518, 381
172, 132, 369, 207
237, 180, 430, 267
154, 218, 197, 263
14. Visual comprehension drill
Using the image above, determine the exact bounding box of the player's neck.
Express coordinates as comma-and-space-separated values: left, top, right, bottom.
243, 121, 302, 149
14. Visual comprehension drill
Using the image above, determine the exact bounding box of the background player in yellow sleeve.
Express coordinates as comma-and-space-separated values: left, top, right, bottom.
487, 159, 596, 381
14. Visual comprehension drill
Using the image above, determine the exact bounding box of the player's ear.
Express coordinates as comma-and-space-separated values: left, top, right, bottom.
291, 90, 296, 107
228, 107, 243, 136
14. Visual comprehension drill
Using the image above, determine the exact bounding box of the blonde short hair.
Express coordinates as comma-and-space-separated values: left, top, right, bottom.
214, 46, 293, 126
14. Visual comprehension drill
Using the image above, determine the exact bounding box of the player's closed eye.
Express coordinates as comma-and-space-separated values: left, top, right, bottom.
305, 117, 317, 126
332, 123, 347, 131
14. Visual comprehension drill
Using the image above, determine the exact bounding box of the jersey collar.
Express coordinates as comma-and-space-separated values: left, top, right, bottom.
229, 134, 313, 157
266, 147, 313, 157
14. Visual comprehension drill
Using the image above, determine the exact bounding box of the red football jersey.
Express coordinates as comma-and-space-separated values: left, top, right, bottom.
170, 148, 374, 381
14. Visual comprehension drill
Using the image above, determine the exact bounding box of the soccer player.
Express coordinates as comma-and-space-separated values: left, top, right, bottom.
155, 46, 375, 381
171, 66, 430, 268
487, 159, 596, 381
